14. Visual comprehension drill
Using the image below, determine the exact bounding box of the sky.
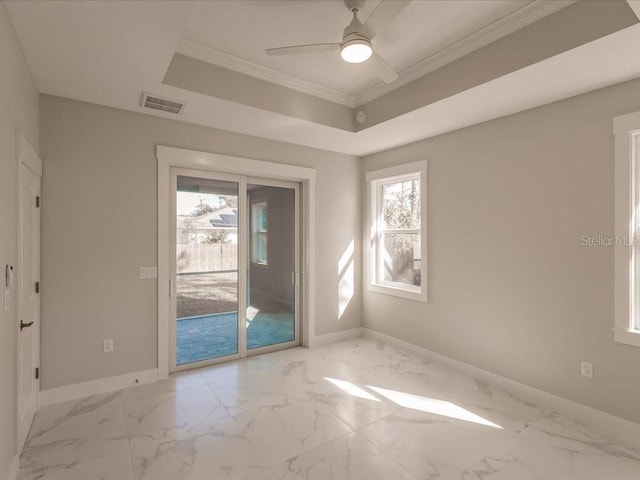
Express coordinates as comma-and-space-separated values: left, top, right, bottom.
176, 191, 219, 215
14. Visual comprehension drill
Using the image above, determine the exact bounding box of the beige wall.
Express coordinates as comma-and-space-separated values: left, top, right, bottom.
39, 94, 362, 390
165, 54, 355, 132
0, 3, 40, 477
363, 77, 640, 424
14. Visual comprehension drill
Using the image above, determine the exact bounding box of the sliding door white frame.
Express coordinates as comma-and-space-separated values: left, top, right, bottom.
157, 145, 316, 380
245, 176, 301, 358
169, 168, 245, 373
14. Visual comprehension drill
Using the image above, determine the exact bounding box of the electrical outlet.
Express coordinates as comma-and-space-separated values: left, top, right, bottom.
581, 361, 593, 378
103, 338, 114, 353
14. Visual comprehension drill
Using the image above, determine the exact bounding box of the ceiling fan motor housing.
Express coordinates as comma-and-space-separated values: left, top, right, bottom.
342, 32, 372, 50
343, 5, 366, 38
344, 0, 366, 12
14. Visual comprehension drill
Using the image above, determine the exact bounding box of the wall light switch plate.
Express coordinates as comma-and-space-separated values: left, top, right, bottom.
103, 339, 114, 353
4, 289, 10, 312
581, 361, 594, 378
139, 266, 158, 279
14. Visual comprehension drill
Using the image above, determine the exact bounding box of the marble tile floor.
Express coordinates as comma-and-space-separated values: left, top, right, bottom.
18, 338, 640, 480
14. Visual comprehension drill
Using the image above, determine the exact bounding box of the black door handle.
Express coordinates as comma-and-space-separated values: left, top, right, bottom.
20, 320, 34, 331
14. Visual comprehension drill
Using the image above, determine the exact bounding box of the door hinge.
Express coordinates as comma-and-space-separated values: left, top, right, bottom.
35, 281, 40, 294
35, 367, 39, 380
35, 196, 40, 208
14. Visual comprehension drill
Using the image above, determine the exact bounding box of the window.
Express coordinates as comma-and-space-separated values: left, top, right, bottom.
614, 111, 640, 347
367, 160, 427, 302
251, 201, 268, 265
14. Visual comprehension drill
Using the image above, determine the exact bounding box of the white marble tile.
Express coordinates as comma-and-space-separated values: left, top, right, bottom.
20, 392, 129, 470
27, 392, 126, 444
244, 470, 279, 480
18, 450, 134, 480
455, 450, 546, 480
423, 392, 536, 450
130, 417, 268, 480
494, 416, 640, 480
207, 364, 323, 416
233, 397, 353, 466
124, 383, 229, 441
17, 338, 640, 480
198, 355, 284, 383
121, 370, 206, 404
311, 392, 400, 430
271, 432, 417, 480
433, 367, 546, 424
310, 340, 411, 370
358, 409, 498, 480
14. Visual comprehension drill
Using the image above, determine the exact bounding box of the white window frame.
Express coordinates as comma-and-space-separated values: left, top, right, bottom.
251, 200, 268, 266
366, 160, 427, 303
614, 111, 640, 347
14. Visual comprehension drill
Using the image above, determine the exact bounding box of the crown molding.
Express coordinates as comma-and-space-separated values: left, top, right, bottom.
176, 0, 575, 110
353, 0, 576, 106
176, 38, 356, 107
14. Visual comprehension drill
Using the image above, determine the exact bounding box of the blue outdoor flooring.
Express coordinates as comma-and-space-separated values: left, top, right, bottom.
176, 311, 295, 365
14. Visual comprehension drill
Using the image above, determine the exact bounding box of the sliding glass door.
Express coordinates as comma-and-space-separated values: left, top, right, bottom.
247, 181, 298, 352
169, 169, 299, 371
174, 174, 239, 366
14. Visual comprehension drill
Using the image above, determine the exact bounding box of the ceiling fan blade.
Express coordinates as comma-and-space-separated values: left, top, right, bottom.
369, 52, 399, 83
361, 0, 411, 40
265, 43, 341, 56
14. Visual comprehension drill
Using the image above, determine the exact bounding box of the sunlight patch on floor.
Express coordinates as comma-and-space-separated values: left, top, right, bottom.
368, 385, 503, 429
324, 377, 380, 401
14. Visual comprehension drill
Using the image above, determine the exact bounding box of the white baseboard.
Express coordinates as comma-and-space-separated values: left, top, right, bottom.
362, 328, 640, 449
310, 327, 363, 347
39, 368, 158, 407
5, 455, 19, 480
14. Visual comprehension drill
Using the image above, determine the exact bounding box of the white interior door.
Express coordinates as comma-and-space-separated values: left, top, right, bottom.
17, 160, 41, 452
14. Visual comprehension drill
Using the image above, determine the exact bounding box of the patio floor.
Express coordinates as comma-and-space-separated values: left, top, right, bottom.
176, 311, 295, 365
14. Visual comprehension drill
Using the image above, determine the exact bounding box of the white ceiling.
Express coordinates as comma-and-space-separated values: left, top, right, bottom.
5, 0, 640, 156
182, 0, 530, 98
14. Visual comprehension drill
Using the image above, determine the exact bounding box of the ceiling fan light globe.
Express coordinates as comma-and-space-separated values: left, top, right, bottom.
340, 39, 372, 63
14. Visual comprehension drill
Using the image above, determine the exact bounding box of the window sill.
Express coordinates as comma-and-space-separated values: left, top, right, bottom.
614, 328, 640, 347
368, 283, 427, 303
251, 262, 268, 269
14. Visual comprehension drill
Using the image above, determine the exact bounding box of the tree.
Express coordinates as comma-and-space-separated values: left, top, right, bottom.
192, 197, 214, 217
382, 179, 421, 286
220, 195, 238, 209
179, 216, 194, 244
206, 230, 230, 244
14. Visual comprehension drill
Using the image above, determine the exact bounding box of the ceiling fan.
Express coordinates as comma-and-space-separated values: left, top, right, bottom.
265, 0, 410, 84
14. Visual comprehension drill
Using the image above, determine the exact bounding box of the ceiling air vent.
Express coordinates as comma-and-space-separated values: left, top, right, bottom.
140, 92, 186, 115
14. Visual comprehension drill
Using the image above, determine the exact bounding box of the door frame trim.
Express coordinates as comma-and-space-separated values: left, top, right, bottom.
15, 131, 42, 455
157, 145, 316, 380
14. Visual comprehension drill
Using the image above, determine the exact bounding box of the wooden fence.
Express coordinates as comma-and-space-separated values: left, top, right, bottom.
177, 244, 237, 273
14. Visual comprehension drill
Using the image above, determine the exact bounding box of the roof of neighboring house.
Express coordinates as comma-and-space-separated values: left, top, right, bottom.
177, 206, 238, 230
